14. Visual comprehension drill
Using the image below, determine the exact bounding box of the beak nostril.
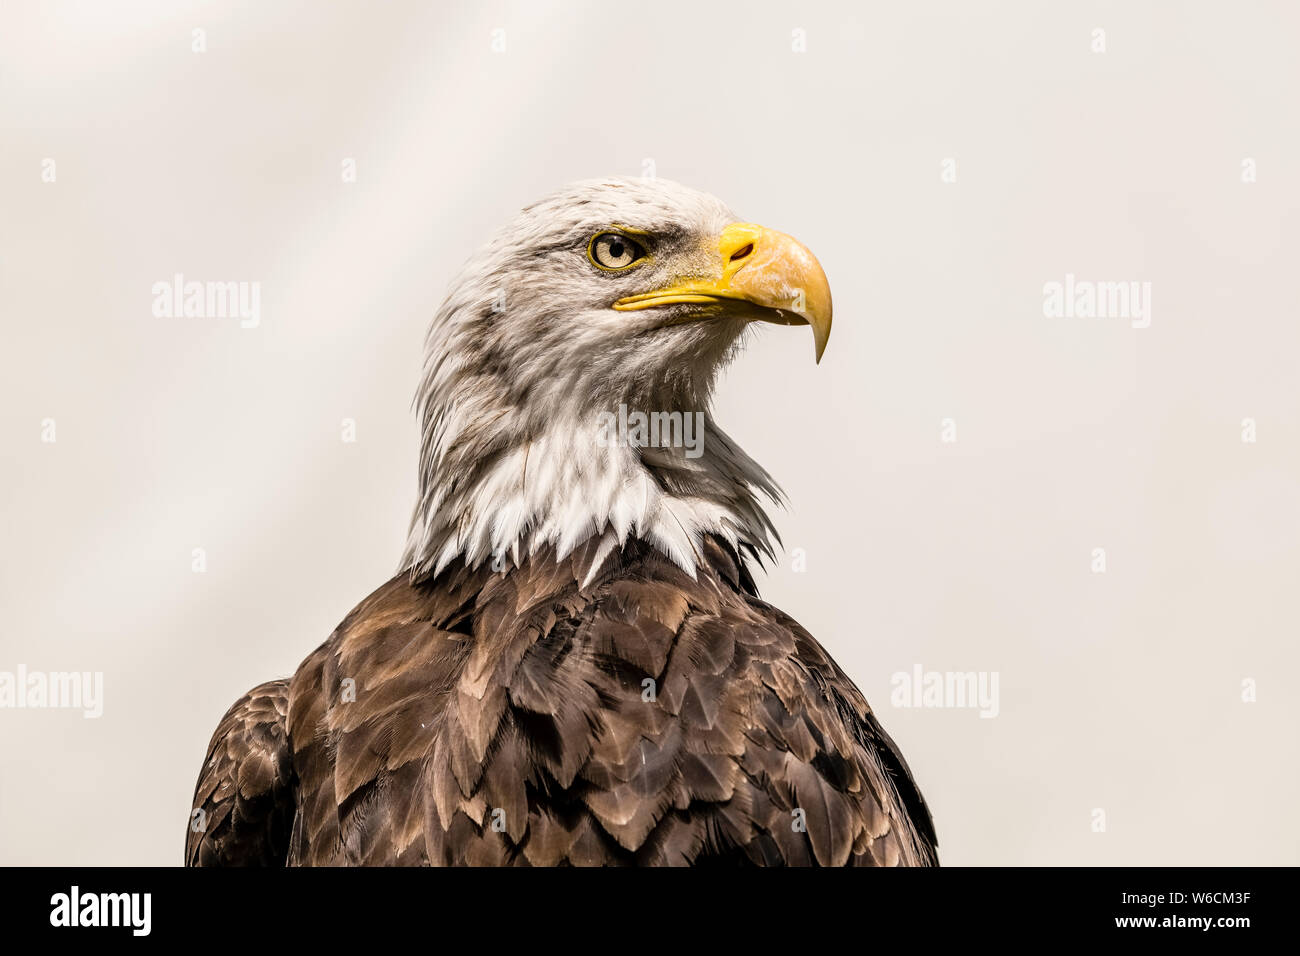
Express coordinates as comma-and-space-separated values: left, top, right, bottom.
729, 243, 754, 262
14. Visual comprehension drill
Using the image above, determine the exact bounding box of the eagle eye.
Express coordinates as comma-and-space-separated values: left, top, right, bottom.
588, 231, 647, 271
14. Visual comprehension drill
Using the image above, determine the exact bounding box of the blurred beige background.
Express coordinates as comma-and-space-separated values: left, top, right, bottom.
2, 0, 1297, 865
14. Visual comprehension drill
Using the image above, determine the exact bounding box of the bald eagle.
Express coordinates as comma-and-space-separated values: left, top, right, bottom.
186, 179, 937, 867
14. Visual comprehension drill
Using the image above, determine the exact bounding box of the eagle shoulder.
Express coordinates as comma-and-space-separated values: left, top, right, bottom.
737, 596, 939, 865
282, 566, 485, 865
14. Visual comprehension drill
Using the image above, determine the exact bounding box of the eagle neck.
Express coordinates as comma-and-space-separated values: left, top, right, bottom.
400, 396, 782, 583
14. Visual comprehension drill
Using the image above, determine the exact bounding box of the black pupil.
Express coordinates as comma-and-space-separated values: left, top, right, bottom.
607, 239, 625, 259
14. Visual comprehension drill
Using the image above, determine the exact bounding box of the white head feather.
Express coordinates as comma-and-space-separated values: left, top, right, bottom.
400, 178, 786, 583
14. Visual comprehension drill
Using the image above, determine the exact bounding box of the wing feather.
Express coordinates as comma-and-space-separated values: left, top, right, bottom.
185, 680, 294, 867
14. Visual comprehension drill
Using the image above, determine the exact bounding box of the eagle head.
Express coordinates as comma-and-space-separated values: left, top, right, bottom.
402, 178, 833, 582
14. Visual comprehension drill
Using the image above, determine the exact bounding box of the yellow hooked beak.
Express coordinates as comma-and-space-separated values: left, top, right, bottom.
612, 222, 833, 363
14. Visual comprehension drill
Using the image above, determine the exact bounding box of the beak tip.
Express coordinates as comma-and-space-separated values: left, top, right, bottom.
812, 315, 830, 364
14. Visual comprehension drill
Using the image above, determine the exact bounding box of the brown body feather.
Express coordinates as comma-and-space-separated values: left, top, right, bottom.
186, 536, 937, 866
